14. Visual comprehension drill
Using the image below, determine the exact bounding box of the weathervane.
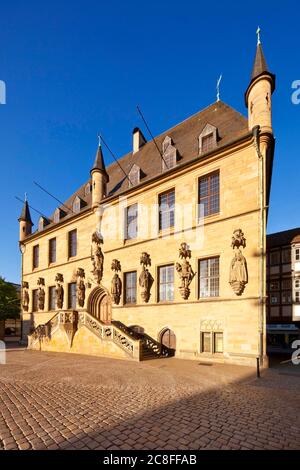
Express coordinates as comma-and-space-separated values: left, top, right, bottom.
216, 74, 222, 102
97, 133, 101, 147
24, 192, 27, 202
256, 26, 261, 45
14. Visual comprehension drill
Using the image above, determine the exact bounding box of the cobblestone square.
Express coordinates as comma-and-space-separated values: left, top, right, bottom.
0, 349, 299, 450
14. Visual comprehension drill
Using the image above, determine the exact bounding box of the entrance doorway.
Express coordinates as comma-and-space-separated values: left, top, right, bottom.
160, 328, 176, 352
87, 287, 112, 324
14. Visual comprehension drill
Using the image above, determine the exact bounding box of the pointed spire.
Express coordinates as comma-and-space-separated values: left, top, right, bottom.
18, 199, 33, 226
251, 43, 269, 81
90, 136, 109, 181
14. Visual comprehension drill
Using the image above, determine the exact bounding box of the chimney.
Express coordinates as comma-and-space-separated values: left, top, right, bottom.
132, 127, 147, 154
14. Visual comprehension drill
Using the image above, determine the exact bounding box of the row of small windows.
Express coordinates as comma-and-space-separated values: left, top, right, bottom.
125, 171, 220, 239
32, 229, 77, 269
268, 246, 300, 266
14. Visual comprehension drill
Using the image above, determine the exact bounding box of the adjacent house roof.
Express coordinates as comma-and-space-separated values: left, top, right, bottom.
31, 100, 250, 234
267, 228, 300, 248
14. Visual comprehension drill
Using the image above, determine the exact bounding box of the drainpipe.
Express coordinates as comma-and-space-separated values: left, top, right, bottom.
252, 125, 265, 365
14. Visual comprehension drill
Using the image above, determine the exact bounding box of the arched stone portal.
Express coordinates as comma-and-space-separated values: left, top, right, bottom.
87, 287, 112, 324
159, 328, 176, 352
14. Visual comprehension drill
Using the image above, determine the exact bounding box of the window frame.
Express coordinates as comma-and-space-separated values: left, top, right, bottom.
198, 256, 220, 298
48, 286, 56, 311
158, 264, 174, 303
124, 204, 138, 241
158, 188, 175, 231
49, 237, 57, 264
198, 171, 220, 219
68, 282, 77, 309
32, 245, 39, 269
124, 271, 137, 305
68, 229, 77, 258
200, 331, 224, 354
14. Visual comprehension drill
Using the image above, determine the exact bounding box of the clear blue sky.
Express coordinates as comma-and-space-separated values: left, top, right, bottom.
1, 0, 299, 283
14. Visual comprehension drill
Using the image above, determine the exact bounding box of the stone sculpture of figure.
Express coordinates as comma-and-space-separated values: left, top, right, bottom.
91, 232, 104, 284
139, 267, 154, 303
229, 249, 248, 295
111, 274, 122, 305
38, 288, 45, 310
55, 282, 64, 309
77, 279, 85, 308
22, 282, 30, 312
176, 243, 196, 300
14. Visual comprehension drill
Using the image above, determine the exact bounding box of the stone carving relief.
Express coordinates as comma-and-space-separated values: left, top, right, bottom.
91, 231, 104, 284
229, 229, 248, 296
55, 273, 64, 309
111, 259, 122, 305
22, 281, 30, 312
76, 268, 86, 308
175, 243, 196, 300
59, 311, 78, 348
37, 277, 45, 310
139, 252, 154, 303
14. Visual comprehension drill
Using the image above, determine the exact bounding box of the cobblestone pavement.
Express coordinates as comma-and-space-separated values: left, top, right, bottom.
0, 349, 299, 450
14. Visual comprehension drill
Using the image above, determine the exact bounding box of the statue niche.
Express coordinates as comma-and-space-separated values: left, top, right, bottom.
91, 232, 104, 284
175, 243, 195, 300
139, 253, 154, 303
37, 278, 45, 310
55, 273, 64, 309
111, 260, 122, 305
229, 229, 248, 296
22, 281, 30, 312
76, 268, 86, 308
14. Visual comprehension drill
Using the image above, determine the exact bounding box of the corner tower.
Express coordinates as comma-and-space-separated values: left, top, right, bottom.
18, 197, 33, 241
90, 139, 109, 210
245, 27, 275, 134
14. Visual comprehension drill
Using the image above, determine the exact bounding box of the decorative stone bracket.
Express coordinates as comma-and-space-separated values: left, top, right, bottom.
59, 311, 78, 348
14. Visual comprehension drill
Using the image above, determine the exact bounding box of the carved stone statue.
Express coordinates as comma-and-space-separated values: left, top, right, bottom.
231, 229, 246, 249
76, 268, 86, 308
176, 243, 195, 300
111, 260, 122, 305
139, 253, 154, 303
22, 281, 29, 312
91, 231, 104, 284
229, 229, 248, 296
229, 249, 248, 295
37, 278, 45, 310
55, 273, 64, 309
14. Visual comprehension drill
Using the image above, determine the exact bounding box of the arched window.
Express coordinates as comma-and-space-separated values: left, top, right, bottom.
198, 123, 218, 155
162, 136, 177, 171
128, 164, 140, 187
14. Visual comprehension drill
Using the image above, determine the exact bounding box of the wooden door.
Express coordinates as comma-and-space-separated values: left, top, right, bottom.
161, 329, 176, 350
100, 295, 111, 324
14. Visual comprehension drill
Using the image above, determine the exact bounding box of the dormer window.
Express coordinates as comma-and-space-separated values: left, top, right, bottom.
128, 164, 140, 187
85, 183, 92, 196
162, 136, 177, 171
199, 124, 218, 155
38, 216, 50, 232
53, 208, 66, 224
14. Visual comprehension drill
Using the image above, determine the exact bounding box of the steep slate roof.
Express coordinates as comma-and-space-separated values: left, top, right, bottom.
106, 100, 248, 197
251, 44, 269, 80
267, 228, 300, 248
34, 100, 249, 233
18, 200, 33, 226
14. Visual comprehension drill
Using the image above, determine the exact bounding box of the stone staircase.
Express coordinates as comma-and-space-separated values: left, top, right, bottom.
28, 311, 172, 361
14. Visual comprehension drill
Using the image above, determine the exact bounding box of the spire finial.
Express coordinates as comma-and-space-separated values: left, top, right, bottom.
216, 74, 222, 102
24, 192, 27, 202
256, 26, 261, 46
97, 133, 101, 147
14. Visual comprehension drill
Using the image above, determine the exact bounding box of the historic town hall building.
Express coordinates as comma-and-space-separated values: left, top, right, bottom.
18, 33, 276, 366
